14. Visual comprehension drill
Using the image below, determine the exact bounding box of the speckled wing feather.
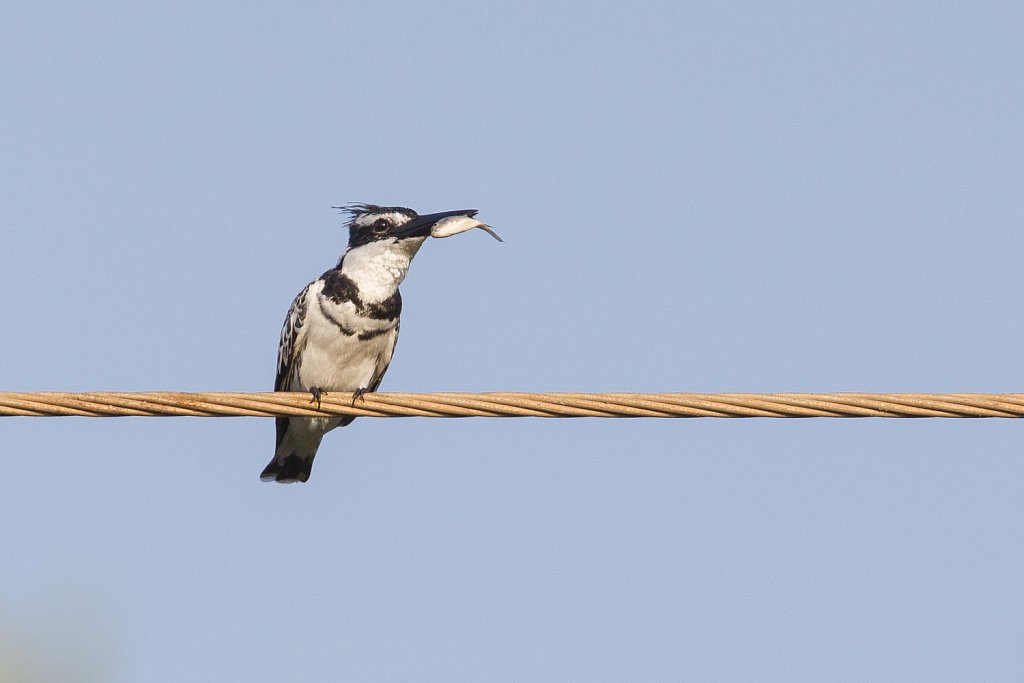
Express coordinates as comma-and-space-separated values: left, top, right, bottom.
275, 286, 310, 391
274, 286, 311, 447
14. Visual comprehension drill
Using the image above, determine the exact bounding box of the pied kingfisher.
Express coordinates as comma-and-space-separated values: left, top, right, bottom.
261, 204, 485, 483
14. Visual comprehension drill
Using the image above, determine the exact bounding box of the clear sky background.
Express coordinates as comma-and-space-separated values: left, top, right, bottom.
2, 1, 1023, 680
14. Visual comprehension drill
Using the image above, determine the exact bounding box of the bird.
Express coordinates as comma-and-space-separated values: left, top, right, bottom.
260, 204, 483, 483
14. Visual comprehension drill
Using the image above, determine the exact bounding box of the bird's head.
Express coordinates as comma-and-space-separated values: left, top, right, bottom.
340, 204, 480, 251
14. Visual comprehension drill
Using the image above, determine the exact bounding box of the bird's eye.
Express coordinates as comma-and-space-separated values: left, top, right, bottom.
373, 218, 389, 232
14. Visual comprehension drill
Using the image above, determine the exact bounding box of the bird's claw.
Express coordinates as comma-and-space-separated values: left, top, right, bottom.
351, 388, 368, 407
309, 387, 327, 410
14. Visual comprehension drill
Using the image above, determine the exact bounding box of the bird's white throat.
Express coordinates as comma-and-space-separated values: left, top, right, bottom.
339, 237, 426, 302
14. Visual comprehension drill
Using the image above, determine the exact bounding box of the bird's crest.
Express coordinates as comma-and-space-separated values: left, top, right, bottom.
334, 203, 417, 226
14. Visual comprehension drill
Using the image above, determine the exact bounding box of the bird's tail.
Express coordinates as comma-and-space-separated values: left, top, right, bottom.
260, 452, 316, 483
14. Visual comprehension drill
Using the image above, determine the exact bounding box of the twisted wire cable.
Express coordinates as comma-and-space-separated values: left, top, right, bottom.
2, 392, 1024, 418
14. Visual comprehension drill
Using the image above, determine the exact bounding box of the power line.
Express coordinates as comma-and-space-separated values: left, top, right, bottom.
2, 392, 1023, 418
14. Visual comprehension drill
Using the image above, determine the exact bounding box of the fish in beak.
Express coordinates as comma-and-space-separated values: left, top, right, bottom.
393, 209, 503, 242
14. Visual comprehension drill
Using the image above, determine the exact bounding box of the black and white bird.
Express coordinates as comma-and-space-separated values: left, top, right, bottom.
261, 204, 493, 483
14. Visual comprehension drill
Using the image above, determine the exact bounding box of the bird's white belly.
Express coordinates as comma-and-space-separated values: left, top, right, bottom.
294, 307, 395, 392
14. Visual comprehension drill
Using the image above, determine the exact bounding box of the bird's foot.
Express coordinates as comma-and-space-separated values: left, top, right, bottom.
351, 387, 368, 407
309, 387, 328, 410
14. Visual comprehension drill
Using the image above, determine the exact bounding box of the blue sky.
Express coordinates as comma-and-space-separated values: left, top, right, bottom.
2, 1, 1023, 680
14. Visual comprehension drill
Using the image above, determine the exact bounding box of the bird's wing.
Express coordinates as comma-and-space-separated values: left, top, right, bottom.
275, 286, 310, 391
338, 321, 400, 427
275, 285, 311, 448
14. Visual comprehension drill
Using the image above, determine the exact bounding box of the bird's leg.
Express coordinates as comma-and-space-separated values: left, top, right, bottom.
309, 387, 328, 410
351, 387, 368, 406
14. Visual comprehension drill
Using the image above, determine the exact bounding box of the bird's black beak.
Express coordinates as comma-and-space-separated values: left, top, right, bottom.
392, 209, 479, 239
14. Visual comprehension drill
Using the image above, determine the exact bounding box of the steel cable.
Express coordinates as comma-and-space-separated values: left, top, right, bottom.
1, 392, 1023, 418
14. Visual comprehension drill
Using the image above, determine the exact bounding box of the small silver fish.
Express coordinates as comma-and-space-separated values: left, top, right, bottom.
430, 215, 504, 242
